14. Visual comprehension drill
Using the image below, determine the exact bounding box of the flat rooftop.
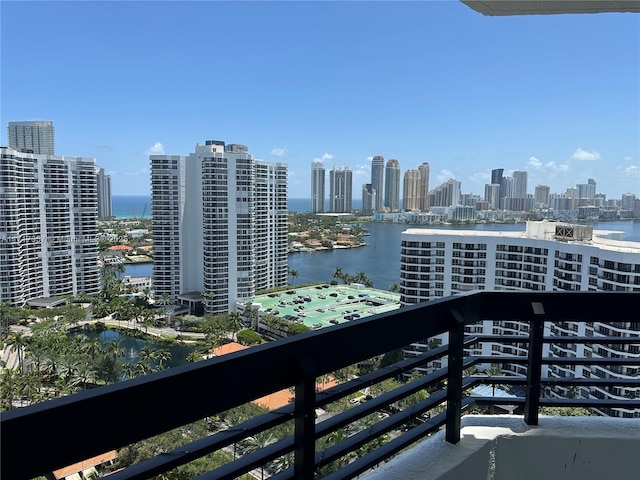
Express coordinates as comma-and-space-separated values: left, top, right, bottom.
403, 220, 640, 254
242, 284, 401, 331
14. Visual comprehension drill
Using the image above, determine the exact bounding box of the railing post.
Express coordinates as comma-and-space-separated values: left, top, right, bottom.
446, 308, 466, 444
294, 354, 316, 479
524, 301, 546, 425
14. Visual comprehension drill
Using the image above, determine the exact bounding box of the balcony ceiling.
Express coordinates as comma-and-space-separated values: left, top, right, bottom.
461, 1, 640, 15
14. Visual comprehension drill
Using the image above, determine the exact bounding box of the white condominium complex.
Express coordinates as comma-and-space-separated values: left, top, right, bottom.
150, 140, 288, 314
400, 221, 640, 417
0, 147, 100, 305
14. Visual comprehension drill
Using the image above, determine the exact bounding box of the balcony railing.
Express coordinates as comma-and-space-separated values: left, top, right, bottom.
2, 292, 640, 480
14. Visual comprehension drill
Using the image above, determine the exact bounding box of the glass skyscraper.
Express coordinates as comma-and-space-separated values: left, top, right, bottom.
8, 120, 55, 155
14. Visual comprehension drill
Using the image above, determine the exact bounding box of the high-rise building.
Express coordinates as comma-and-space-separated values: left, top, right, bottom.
384, 159, 401, 211
512, 171, 528, 199
329, 166, 352, 213
253, 160, 289, 293
311, 161, 325, 213
418, 162, 430, 211
362, 184, 376, 214
577, 179, 597, 200
429, 178, 461, 208
96, 167, 112, 218
402, 169, 421, 211
150, 140, 288, 314
8, 121, 55, 155
371, 156, 385, 212
485, 184, 501, 210
535, 184, 551, 208
0, 147, 100, 305
400, 221, 640, 417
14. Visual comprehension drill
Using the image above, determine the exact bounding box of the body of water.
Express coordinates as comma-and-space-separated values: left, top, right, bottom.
123, 220, 639, 290
83, 329, 194, 368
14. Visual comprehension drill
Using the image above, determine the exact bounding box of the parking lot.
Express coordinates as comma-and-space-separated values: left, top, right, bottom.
248, 284, 401, 331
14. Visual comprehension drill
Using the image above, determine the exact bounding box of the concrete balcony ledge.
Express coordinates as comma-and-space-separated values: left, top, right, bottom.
363, 415, 640, 480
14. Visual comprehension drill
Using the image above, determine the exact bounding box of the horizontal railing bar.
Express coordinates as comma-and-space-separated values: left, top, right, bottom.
541, 358, 640, 366
539, 398, 640, 409
544, 336, 640, 345
472, 355, 640, 366
470, 396, 526, 406
540, 378, 640, 387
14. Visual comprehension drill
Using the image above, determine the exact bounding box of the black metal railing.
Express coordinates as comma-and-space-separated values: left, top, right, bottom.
2, 291, 640, 480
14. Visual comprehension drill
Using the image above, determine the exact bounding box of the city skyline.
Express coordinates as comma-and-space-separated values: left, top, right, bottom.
1, 2, 638, 198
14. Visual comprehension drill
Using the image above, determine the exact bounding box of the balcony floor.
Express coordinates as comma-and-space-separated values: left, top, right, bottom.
363, 415, 640, 480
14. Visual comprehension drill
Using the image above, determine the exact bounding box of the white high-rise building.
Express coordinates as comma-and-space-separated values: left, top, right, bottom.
8, 121, 55, 155
329, 166, 352, 213
311, 161, 325, 213
0, 147, 100, 305
96, 167, 112, 218
150, 141, 288, 314
400, 221, 640, 417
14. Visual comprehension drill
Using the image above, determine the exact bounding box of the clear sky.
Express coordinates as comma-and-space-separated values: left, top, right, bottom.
2, 1, 639, 199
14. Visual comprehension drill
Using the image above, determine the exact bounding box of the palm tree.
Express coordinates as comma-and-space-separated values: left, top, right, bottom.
288, 268, 299, 286
201, 290, 215, 311
70, 363, 98, 391
6, 331, 27, 373
138, 345, 155, 369
388, 283, 401, 293
0, 302, 19, 337
105, 339, 125, 383
186, 351, 203, 363
332, 267, 343, 284
354, 271, 367, 284
242, 303, 259, 330
227, 311, 243, 340
156, 293, 173, 325
153, 349, 172, 371
485, 364, 504, 397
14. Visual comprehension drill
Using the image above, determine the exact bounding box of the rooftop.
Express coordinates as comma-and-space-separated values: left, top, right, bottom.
403, 220, 640, 254
243, 283, 400, 330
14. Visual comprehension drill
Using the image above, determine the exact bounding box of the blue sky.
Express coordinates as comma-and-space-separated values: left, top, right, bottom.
2, 1, 639, 199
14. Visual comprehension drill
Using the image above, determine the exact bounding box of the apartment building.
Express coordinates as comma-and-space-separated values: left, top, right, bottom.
400, 221, 640, 416
329, 166, 352, 213
150, 141, 288, 314
8, 120, 55, 155
0, 147, 100, 305
96, 167, 112, 218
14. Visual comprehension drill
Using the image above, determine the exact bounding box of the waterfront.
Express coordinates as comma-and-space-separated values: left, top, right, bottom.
124, 220, 640, 292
